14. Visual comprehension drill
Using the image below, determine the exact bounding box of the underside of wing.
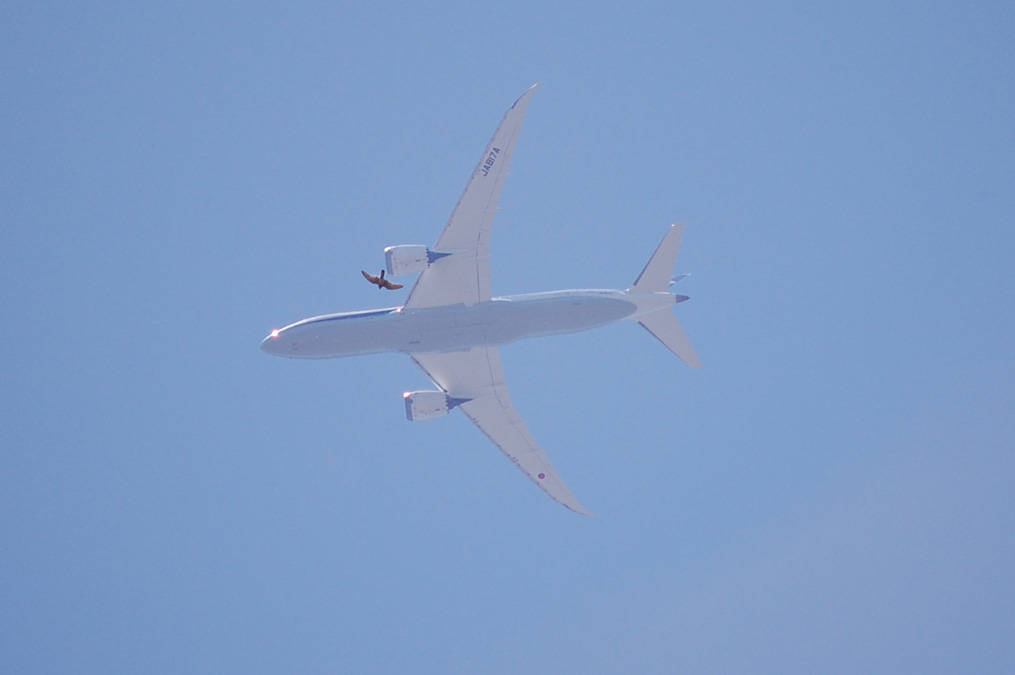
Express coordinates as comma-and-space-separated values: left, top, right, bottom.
403, 85, 538, 309
411, 346, 592, 516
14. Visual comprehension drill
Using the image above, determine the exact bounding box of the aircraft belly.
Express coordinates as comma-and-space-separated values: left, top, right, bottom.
400, 296, 636, 352
506, 296, 636, 339
273, 295, 636, 358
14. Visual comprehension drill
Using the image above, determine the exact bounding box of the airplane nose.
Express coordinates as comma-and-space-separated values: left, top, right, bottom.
260, 329, 284, 354
261, 327, 304, 356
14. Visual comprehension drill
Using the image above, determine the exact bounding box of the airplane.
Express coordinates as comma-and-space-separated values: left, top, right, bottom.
260, 85, 701, 515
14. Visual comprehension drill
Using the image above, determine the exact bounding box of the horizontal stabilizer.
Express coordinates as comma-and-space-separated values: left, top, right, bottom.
638, 309, 702, 368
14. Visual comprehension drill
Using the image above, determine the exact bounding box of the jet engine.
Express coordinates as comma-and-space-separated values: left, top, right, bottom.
403, 390, 451, 421
384, 245, 429, 276
403, 390, 471, 421
384, 245, 452, 276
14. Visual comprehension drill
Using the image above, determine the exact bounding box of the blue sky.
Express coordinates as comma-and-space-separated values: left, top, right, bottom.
3, 2, 1013, 672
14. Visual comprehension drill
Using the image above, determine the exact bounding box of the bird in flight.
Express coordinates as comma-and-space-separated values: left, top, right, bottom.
361, 269, 404, 290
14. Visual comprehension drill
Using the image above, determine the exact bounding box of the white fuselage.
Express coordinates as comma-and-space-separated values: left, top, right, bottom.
261, 289, 676, 358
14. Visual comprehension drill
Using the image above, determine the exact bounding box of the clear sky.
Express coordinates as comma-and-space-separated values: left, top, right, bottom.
3, 2, 1013, 673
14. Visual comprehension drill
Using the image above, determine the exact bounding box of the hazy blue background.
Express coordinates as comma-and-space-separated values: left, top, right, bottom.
3, 3, 1013, 672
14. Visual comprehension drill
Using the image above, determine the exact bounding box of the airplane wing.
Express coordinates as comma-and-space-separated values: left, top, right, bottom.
403, 85, 539, 309
411, 346, 592, 515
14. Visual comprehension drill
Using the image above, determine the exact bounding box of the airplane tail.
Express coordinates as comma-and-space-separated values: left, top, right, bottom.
628, 224, 702, 368
637, 309, 702, 367
630, 223, 686, 293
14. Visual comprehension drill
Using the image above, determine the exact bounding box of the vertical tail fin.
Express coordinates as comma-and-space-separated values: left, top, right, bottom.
629, 223, 685, 293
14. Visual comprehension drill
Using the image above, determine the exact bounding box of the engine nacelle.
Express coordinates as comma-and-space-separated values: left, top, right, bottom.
384, 245, 453, 276
403, 390, 451, 421
403, 390, 471, 421
384, 245, 429, 276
